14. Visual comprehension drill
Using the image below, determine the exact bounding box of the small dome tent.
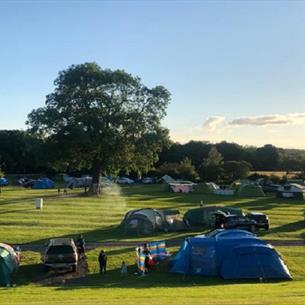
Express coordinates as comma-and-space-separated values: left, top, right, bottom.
0, 243, 19, 286
0, 178, 8, 186
66, 176, 92, 188
237, 184, 265, 197
193, 183, 213, 194
121, 208, 169, 235
277, 184, 305, 199
32, 178, 55, 189
170, 230, 291, 280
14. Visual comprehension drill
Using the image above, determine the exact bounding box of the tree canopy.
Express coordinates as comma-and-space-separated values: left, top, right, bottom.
157, 158, 199, 181
27, 63, 171, 192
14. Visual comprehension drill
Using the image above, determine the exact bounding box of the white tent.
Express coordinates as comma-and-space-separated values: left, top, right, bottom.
161, 175, 176, 184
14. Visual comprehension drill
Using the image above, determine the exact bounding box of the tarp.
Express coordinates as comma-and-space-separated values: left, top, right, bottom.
0, 243, 19, 286
32, 178, 55, 189
170, 229, 291, 280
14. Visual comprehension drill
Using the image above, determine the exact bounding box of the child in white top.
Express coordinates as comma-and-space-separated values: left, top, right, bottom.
120, 261, 128, 276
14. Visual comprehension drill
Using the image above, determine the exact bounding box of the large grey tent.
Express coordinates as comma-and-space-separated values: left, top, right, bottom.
121, 208, 188, 235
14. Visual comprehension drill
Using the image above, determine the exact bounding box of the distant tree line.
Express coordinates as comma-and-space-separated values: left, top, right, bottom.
158, 140, 305, 171
156, 141, 305, 183
1, 130, 305, 183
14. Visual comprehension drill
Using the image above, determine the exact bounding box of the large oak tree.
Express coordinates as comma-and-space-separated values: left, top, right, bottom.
27, 63, 171, 193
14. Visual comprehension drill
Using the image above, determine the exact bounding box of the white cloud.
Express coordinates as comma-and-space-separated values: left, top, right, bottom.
229, 113, 305, 126
202, 116, 225, 130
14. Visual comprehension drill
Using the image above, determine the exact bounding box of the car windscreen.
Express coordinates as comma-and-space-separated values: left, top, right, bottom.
47, 245, 74, 255
249, 215, 266, 221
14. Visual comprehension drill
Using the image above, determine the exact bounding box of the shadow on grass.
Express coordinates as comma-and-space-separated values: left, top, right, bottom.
15, 263, 44, 285
56, 259, 288, 290
21, 225, 203, 253
260, 220, 305, 238
0, 208, 36, 214
16, 234, 294, 288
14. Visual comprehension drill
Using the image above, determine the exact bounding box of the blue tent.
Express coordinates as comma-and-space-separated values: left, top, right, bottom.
32, 178, 55, 189
0, 178, 8, 186
170, 229, 291, 280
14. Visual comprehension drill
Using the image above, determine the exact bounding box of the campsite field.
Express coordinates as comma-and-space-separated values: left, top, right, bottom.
249, 171, 301, 178
1, 184, 305, 305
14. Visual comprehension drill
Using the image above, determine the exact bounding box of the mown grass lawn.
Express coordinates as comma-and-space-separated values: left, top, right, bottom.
0, 184, 305, 304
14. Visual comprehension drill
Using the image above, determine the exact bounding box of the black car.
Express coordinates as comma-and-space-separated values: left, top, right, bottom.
222, 215, 257, 233
261, 183, 280, 193
247, 212, 269, 230
214, 211, 257, 232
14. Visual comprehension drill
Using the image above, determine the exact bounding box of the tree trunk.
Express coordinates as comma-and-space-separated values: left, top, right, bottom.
89, 167, 102, 196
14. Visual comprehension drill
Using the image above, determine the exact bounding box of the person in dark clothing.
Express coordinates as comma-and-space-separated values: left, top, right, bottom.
144, 255, 150, 274
76, 234, 86, 258
143, 243, 150, 255
98, 250, 107, 274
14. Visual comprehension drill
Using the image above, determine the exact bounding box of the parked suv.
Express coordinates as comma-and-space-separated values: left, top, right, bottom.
215, 211, 256, 232
221, 215, 257, 233
246, 212, 269, 230
43, 238, 78, 272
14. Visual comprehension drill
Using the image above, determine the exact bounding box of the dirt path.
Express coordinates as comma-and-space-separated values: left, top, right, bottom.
20, 239, 305, 253
33, 259, 89, 286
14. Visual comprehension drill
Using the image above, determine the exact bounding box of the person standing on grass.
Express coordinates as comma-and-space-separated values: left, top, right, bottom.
76, 234, 86, 259
120, 261, 127, 276
98, 250, 107, 274
143, 243, 150, 255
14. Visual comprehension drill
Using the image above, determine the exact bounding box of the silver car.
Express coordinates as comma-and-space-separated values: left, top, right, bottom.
42, 238, 79, 272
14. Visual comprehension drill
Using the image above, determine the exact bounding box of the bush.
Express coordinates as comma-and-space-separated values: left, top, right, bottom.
222, 161, 251, 183
157, 158, 198, 181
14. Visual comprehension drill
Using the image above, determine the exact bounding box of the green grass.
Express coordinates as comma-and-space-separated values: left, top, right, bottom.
1, 185, 305, 304
1, 184, 305, 244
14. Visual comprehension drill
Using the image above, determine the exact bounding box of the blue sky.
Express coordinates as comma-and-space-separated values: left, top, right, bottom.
1, 1, 305, 148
